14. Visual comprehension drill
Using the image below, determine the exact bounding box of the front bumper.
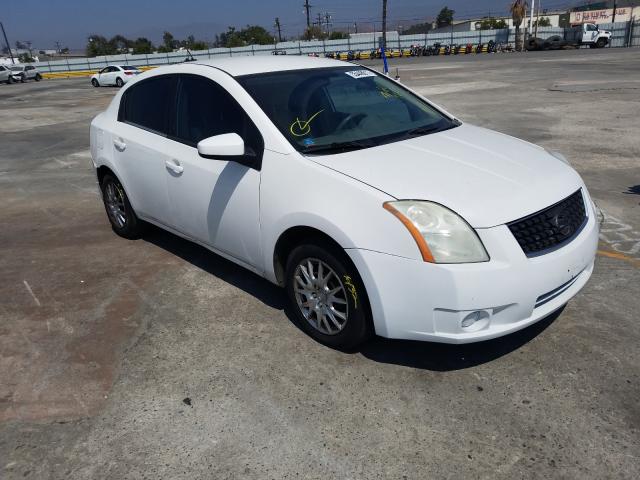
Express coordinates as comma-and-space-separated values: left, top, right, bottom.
347, 195, 599, 343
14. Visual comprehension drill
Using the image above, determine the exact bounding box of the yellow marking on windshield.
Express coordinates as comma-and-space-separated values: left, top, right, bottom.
289, 109, 324, 137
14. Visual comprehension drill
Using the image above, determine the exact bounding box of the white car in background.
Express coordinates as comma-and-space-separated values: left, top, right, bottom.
9, 64, 41, 82
90, 57, 599, 350
91, 65, 141, 88
0, 65, 15, 84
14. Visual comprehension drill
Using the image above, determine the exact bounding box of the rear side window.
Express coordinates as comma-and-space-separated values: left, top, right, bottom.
174, 74, 263, 156
119, 75, 176, 135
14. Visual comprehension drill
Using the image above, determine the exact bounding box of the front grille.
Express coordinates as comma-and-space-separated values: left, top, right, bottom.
508, 189, 586, 255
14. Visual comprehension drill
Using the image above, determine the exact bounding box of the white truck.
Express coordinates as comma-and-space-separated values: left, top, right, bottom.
566, 23, 612, 48
526, 23, 612, 51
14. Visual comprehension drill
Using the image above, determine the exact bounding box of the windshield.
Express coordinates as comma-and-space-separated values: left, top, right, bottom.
121, 66, 138, 71
238, 66, 457, 154
10, 66, 24, 71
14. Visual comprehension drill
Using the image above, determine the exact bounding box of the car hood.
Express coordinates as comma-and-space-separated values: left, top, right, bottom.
309, 123, 584, 228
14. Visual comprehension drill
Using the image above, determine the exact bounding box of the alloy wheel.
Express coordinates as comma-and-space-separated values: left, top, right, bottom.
104, 181, 127, 228
293, 258, 349, 335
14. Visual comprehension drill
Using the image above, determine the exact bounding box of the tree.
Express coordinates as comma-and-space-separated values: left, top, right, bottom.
534, 17, 551, 27
403, 22, 433, 35
18, 53, 34, 63
436, 7, 455, 28
86, 35, 117, 57
302, 25, 326, 41
329, 31, 348, 40
510, 0, 526, 51
111, 34, 131, 53
132, 37, 154, 54
15, 40, 26, 50
479, 18, 508, 30
218, 25, 274, 47
162, 31, 178, 50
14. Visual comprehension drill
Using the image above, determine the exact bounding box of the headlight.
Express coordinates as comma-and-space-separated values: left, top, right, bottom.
384, 201, 489, 264
547, 149, 570, 165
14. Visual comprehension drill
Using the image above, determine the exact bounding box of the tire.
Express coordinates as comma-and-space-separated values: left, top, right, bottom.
19, 74, 26, 83
115, 77, 124, 87
35, 73, 42, 81
596, 38, 607, 48
91, 78, 99, 87
285, 241, 372, 350
99, 173, 144, 239
589, 44, 596, 49
6, 75, 13, 84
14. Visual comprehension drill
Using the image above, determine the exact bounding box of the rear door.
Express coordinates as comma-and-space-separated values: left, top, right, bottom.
162, 73, 263, 269
111, 74, 176, 225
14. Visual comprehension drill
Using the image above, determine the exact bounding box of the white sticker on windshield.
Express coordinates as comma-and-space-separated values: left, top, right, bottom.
345, 70, 376, 79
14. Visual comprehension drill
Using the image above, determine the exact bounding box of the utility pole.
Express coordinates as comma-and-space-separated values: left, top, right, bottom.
612, 0, 617, 23
274, 17, 283, 42
0, 21, 15, 64
382, 0, 388, 50
534, 1, 541, 37
303, 0, 312, 28
354, 22, 358, 34
324, 12, 332, 35
529, 0, 535, 39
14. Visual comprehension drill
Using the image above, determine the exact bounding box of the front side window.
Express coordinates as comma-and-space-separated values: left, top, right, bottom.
119, 75, 175, 135
173, 74, 263, 156
238, 66, 457, 154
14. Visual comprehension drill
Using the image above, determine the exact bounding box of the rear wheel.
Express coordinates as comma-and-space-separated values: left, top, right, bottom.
115, 77, 124, 87
91, 78, 99, 87
285, 242, 372, 350
100, 173, 144, 239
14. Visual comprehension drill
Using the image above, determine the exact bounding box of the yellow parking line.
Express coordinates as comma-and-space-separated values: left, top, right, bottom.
597, 248, 640, 267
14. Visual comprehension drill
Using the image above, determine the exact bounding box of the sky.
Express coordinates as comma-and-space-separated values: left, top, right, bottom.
3, 0, 582, 49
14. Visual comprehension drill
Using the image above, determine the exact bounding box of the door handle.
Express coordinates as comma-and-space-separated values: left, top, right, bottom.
165, 159, 184, 174
113, 138, 127, 151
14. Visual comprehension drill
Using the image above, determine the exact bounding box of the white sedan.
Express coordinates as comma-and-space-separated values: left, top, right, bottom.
90, 57, 598, 350
91, 65, 141, 87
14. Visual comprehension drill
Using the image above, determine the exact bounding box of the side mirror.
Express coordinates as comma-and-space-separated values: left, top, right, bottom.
197, 133, 245, 158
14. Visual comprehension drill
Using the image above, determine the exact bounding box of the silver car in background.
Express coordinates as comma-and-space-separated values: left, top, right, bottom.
9, 65, 42, 83
0, 65, 15, 84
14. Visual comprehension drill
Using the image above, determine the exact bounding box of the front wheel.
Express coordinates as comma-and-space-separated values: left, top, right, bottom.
19, 74, 26, 83
100, 173, 144, 239
115, 77, 124, 87
91, 78, 99, 87
596, 38, 607, 48
35, 73, 42, 81
6, 75, 13, 84
285, 242, 372, 350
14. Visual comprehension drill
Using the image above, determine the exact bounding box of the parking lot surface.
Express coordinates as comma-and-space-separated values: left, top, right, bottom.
1, 48, 639, 479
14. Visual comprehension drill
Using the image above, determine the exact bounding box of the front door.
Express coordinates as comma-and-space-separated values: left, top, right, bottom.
163, 74, 263, 270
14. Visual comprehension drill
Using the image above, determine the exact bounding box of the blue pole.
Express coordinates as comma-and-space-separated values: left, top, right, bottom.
381, 46, 389, 74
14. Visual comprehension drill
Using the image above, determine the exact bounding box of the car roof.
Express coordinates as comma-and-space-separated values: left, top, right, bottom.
193, 55, 350, 77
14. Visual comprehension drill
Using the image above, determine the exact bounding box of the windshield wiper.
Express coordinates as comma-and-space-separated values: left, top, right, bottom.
302, 140, 373, 154
403, 120, 461, 139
